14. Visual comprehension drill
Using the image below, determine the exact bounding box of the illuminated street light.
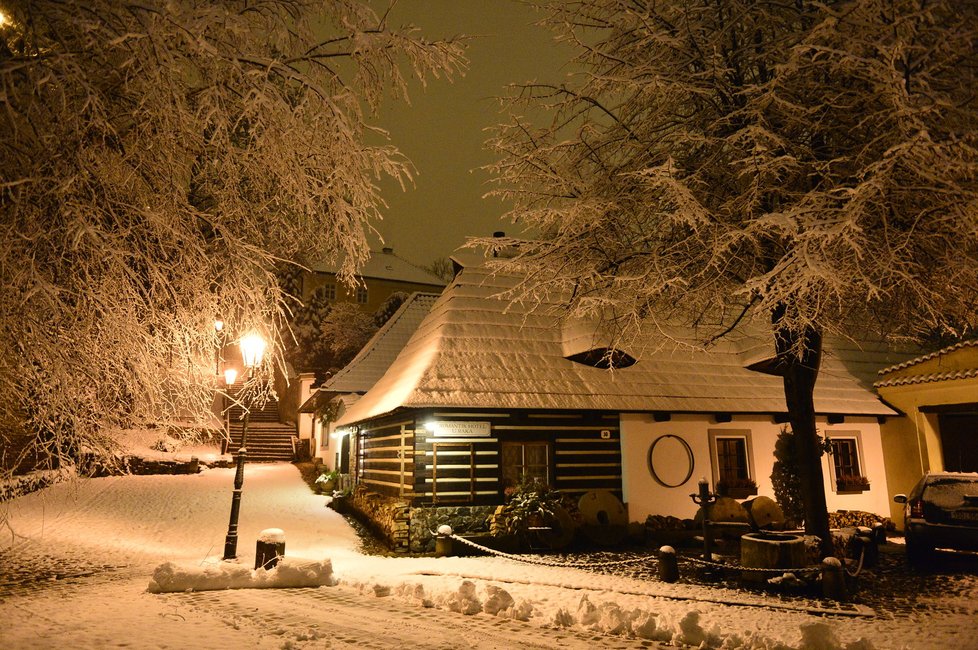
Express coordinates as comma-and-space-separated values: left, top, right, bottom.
223, 367, 238, 387
239, 332, 266, 369
223, 332, 266, 561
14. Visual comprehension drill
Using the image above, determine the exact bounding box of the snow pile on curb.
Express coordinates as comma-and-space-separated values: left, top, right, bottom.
346, 576, 877, 650
147, 557, 336, 593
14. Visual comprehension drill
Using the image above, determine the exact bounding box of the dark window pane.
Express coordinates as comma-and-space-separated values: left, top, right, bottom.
831, 439, 860, 479
716, 437, 748, 482
501, 441, 550, 487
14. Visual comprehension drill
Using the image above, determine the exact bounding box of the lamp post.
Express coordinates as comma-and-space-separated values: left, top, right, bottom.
220, 368, 238, 455
223, 332, 266, 561
213, 319, 224, 376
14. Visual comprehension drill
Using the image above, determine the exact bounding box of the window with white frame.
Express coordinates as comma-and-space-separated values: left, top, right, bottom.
323, 282, 337, 300
708, 430, 756, 494
355, 286, 368, 304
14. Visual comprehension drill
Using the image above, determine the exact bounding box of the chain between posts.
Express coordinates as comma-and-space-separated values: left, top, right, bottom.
680, 544, 866, 578
680, 554, 822, 576
447, 534, 867, 579
844, 544, 866, 577
449, 534, 660, 569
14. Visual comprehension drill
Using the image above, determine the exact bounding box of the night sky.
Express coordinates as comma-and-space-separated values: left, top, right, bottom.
369, 1, 568, 267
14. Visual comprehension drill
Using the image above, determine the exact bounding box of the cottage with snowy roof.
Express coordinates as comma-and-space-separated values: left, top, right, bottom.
330, 258, 916, 553
297, 291, 441, 472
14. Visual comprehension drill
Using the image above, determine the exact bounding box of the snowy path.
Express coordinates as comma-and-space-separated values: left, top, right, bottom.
166, 583, 662, 649
2, 463, 977, 649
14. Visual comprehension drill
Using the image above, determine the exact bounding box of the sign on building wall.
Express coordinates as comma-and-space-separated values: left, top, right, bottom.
428, 421, 491, 437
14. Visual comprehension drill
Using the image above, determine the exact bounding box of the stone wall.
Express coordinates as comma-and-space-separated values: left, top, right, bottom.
409, 504, 496, 554
347, 486, 498, 554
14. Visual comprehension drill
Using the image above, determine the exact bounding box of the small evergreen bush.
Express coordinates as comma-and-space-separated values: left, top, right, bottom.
771, 426, 806, 527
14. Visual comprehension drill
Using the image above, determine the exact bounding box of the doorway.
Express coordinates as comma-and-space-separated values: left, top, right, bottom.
938, 412, 978, 472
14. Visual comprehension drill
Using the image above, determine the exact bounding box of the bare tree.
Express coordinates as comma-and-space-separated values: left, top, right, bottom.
479, 0, 978, 555
423, 257, 456, 283
0, 1, 465, 472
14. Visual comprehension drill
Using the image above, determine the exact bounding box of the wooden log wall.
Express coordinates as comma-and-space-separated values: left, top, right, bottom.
410, 410, 623, 506
357, 413, 415, 499
356, 409, 624, 505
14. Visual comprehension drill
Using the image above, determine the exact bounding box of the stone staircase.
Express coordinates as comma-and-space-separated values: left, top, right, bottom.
226, 387, 295, 463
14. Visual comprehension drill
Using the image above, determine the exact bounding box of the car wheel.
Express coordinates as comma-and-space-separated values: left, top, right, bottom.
905, 537, 934, 567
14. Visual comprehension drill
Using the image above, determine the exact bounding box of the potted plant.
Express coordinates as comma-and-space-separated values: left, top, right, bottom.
328, 487, 352, 514
836, 475, 870, 493
315, 469, 340, 494
716, 477, 758, 499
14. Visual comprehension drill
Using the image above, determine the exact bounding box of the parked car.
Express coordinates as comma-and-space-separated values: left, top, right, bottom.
894, 472, 978, 565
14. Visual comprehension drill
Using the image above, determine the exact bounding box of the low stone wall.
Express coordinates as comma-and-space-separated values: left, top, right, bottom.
0, 467, 74, 501
409, 504, 495, 554
126, 457, 201, 475
346, 488, 498, 554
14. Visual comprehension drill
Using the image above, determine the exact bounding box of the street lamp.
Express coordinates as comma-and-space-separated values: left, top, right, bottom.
239, 332, 266, 368
223, 331, 266, 561
213, 319, 225, 375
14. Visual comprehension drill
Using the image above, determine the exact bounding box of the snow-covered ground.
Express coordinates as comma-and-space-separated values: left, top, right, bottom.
2, 455, 976, 649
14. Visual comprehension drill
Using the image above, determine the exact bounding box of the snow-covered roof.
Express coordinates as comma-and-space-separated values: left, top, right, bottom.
874, 338, 978, 388
334, 263, 909, 426
319, 292, 441, 395
298, 390, 333, 414
308, 248, 445, 286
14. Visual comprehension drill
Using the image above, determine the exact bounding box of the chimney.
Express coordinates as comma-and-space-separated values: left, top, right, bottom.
492, 231, 504, 257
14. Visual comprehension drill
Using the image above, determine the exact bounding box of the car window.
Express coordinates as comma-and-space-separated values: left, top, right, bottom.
923, 477, 978, 509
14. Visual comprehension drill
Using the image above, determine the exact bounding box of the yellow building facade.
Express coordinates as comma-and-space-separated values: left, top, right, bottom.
300, 247, 445, 314
876, 340, 978, 527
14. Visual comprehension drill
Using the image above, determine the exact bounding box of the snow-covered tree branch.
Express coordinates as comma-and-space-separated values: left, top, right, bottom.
0, 0, 465, 472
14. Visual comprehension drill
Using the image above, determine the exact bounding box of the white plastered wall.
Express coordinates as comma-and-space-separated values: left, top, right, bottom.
620, 413, 891, 523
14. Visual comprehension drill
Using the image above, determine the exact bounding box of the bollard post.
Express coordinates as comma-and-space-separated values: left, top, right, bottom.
856, 533, 878, 568
255, 528, 286, 570
821, 556, 847, 601
871, 522, 886, 546
658, 545, 680, 583
434, 524, 453, 557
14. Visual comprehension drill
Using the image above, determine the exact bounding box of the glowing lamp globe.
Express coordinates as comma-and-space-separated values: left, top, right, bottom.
239, 333, 266, 369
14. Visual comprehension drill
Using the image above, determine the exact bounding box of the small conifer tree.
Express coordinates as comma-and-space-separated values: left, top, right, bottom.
771, 427, 805, 528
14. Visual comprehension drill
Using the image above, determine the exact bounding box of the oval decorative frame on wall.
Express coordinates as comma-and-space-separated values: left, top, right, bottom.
647, 434, 694, 488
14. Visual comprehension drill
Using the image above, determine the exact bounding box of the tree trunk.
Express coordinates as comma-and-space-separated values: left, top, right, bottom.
773, 313, 833, 558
